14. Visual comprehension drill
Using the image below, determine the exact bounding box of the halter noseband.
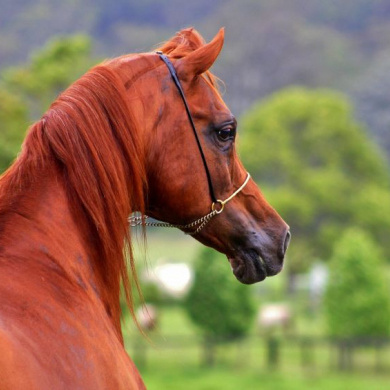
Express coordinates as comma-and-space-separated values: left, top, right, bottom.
128, 52, 251, 235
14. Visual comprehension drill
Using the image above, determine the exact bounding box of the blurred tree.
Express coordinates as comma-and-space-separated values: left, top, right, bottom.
324, 228, 390, 339
184, 247, 255, 365
239, 87, 390, 286
0, 34, 95, 173
3, 34, 95, 118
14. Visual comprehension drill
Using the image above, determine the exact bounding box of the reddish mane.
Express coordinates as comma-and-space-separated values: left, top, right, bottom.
0, 65, 146, 336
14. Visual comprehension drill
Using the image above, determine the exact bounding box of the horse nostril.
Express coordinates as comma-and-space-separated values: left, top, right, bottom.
283, 230, 291, 255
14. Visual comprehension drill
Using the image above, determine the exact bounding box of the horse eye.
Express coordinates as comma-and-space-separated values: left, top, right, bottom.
217, 127, 236, 142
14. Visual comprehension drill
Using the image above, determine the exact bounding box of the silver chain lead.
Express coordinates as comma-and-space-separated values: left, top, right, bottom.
128, 209, 218, 236
128, 173, 251, 236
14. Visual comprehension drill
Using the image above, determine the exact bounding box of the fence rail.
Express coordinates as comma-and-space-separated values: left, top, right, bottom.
127, 334, 390, 374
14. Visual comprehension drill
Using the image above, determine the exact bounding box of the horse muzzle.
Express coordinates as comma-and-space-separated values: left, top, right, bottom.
227, 228, 291, 284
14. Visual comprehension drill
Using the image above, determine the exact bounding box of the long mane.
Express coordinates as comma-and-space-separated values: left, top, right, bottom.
0, 65, 146, 337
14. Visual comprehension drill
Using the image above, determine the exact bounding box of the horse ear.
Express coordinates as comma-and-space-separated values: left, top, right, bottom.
176, 28, 224, 81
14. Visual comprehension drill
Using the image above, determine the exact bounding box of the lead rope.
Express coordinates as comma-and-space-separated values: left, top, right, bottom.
129, 173, 251, 236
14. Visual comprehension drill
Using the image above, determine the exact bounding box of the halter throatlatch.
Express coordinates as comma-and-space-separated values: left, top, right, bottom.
128, 52, 251, 235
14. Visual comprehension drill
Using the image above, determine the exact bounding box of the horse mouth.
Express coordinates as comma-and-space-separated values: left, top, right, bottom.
227, 249, 282, 284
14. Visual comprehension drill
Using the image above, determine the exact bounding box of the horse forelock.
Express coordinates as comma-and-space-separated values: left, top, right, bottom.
0, 64, 146, 338
156, 27, 221, 90
156, 27, 205, 56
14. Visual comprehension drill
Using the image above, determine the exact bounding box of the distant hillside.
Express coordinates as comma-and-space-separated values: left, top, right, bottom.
3, 1, 390, 69
2, 0, 390, 156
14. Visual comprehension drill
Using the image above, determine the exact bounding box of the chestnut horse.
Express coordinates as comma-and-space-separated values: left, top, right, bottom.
0, 28, 290, 389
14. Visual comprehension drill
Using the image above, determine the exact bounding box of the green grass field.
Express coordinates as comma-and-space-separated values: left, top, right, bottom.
126, 230, 390, 390
124, 305, 390, 390
141, 368, 390, 390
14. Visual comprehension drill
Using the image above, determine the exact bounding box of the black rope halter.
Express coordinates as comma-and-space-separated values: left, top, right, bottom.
156, 51, 217, 204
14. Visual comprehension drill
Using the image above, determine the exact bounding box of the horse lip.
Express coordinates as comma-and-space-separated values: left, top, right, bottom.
227, 246, 284, 284
227, 249, 268, 284
256, 247, 284, 277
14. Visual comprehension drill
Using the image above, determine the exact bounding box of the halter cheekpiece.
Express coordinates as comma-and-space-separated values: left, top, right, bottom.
128, 51, 251, 235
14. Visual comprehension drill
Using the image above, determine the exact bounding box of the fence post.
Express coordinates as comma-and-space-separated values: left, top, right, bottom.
300, 337, 314, 369
202, 336, 216, 367
266, 334, 280, 369
337, 339, 354, 371
375, 339, 385, 373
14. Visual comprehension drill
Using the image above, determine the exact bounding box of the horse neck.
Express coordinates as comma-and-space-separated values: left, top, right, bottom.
4, 164, 96, 277
0, 64, 147, 340
0, 146, 128, 343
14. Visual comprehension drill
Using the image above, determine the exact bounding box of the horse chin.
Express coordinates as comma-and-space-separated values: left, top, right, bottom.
227, 249, 280, 285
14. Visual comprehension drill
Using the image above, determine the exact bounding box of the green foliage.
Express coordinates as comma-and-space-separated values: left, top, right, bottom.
0, 89, 28, 172
3, 34, 94, 116
184, 247, 255, 340
0, 34, 95, 173
239, 87, 390, 267
324, 228, 390, 338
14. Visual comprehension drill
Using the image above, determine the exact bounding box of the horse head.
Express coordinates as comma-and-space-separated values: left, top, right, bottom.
113, 28, 290, 284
